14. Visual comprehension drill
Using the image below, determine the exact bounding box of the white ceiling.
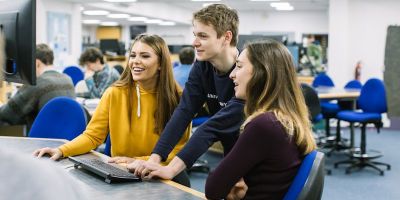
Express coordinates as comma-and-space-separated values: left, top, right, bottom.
62, 0, 329, 26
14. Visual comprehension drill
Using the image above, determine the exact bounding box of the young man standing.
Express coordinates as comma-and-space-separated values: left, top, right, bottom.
128, 4, 246, 192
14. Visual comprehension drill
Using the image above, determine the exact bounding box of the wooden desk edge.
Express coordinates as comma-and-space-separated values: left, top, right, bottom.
161, 180, 206, 199
318, 92, 360, 99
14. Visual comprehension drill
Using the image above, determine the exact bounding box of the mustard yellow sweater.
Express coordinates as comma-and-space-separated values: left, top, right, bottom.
59, 85, 190, 163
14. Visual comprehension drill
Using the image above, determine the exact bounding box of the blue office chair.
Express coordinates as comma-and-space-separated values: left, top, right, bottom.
283, 150, 325, 200
334, 78, 391, 175
104, 134, 111, 156
327, 80, 363, 155
29, 97, 87, 141
312, 73, 334, 88
63, 66, 84, 86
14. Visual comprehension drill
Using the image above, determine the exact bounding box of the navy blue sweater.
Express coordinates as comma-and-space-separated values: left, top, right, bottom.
152, 60, 245, 167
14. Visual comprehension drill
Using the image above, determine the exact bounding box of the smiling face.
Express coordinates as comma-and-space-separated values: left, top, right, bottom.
192, 20, 226, 62
128, 41, 160, 88
229, 49, 253, 100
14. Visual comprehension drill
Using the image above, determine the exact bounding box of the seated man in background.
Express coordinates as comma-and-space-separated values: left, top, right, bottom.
78, 47, 120, 98
0, 44, 75, 128
173, 46, 195, 89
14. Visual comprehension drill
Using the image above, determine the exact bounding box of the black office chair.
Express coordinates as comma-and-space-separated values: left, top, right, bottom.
301, 83, 331, 175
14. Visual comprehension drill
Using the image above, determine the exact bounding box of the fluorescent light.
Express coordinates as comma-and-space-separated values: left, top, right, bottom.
191, 0, 221, 2
250, 0, 280, 1
275, 6, 294, 10
100, 21, 119, 26
82, 20, 101, 24
159, 21, 176, 26
128, 17, 148, 21
83, 10, 109, 16
270, 2, 290, 7
104, 0, 137, 2
145, 19, 163, 24
107, 13, 130, 19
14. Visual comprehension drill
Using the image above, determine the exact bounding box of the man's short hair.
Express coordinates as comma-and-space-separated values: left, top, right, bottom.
79, 47, 104, 66
36, 44, 54, 65
179, 47, 195, 65
193, 4, 239, 46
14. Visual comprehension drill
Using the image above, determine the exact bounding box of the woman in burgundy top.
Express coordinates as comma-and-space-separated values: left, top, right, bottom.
205, 40, 317, 200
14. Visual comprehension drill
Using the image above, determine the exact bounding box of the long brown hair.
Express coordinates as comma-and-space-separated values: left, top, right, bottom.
241, 39, 316, 155
114, 34, 181, 134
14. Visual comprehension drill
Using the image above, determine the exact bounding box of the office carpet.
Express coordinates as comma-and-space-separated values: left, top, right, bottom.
188, 128, 400, 200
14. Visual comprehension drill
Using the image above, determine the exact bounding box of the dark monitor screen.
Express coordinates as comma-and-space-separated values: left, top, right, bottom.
0, 0, 36, 85
168, 45, 192, 54
130, 25, 147, 40
99, 39, 120, 55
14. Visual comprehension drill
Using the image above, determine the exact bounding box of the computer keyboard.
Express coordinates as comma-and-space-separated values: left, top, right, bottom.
69, 156, 141, 183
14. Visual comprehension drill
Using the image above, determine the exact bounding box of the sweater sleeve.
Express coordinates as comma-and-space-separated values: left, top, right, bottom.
0, 85, 38, 124
152, 63, 207, 161
58, 88, 112, 157
205, 114, 278, 199
177, 98, 244, 168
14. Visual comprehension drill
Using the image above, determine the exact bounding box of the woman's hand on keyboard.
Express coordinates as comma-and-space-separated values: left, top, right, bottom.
108, 157, 135, 164
32, 147, 63, 161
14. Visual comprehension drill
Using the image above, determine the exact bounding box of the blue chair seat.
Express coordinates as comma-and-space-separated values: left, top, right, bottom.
312, 113, 323, 123
337, 111, 381, 123
192, 116, 209, 127
321, 102, 340, 114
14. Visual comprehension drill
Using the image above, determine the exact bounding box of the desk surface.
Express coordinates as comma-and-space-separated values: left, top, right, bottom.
0, 136, 205, 200
316, 86, 360, 100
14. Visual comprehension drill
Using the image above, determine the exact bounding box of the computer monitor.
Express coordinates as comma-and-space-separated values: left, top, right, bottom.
0, 0, 36, 85
99, 39, 121, 55
286, 45, 300, 68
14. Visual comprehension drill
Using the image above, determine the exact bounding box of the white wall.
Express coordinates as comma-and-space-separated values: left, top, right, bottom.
239, 10, 329, 42
36, 0, 82, 70
147, 25, 193, 45
328, 0, 400, 87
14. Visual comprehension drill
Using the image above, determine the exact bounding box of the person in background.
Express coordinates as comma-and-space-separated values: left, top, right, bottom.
78, 47, 120, 98
33, 34, 191, 186
306, 34, 323, 75
0, 44, 75, 128
129, 5, 247, 198
205, 40, 317, 199
173, 46, 195, 88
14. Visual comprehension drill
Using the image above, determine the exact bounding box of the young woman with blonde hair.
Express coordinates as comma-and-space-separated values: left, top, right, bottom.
33, 34, 190, 185
205, 39, 317, 199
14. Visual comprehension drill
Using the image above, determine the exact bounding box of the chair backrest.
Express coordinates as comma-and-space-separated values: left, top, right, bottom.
312, 73, 334, 88
300, 83, 322, 122
104, 134, 111, 156
29, 97, 87, 141
63, 66, 84, 86
358, 78, 387, 113
344, 80, 362, 89
283, 150, 325, 200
